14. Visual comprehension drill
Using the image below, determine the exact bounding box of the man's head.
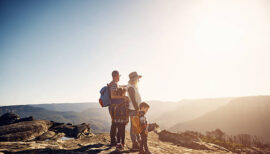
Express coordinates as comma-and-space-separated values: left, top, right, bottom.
112, 70, 120, 82
139, 102, 150, 113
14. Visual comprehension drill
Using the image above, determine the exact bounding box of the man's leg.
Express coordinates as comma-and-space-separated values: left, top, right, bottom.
116, 123, 121, 144
120, 123, 126, 145
110, 121, 117, 145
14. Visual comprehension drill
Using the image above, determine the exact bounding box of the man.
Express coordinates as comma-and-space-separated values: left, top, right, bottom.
108, 70, 128, 146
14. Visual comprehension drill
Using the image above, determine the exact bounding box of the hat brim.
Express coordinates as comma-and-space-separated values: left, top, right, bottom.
129, 75, 142, 82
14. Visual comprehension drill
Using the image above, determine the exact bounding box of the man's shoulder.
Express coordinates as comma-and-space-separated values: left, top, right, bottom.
109, 81, 118, 86
109, 81, 118, 91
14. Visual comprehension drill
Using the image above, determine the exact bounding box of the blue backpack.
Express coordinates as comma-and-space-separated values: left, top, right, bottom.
99, 85, 111, 107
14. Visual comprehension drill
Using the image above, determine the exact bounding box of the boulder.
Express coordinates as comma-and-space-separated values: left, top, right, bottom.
16, 116, 34, 123
0, 120, 53, 141
0, 114, 93, 142
0, 113, 20, 126
158, 130, 209, 150
52, 123, 92, 138
37, 131, 56, 141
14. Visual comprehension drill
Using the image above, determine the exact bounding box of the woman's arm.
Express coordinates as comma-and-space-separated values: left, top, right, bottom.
111, 93, 126, 99
109, 83, 127, 99
128, 87, 139, 110
110, 89, 129, 101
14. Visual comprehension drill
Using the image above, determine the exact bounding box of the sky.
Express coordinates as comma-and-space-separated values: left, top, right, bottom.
1, 0, 270, 105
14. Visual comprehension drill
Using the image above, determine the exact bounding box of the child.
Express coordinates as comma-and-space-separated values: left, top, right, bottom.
139, 102, 151, 154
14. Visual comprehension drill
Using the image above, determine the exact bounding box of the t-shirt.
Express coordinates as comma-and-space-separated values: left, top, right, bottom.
139, 111, 148, 131
127, 84, 141, 110
109, 81, 118, 92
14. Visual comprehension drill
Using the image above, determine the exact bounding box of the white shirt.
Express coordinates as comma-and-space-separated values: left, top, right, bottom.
127, 84, 142, 110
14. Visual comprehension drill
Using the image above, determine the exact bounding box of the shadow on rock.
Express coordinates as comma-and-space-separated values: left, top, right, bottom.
4, 143, 111, 154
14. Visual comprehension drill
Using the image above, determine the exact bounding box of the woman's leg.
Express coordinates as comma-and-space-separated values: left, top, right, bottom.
130, 115, 136, 143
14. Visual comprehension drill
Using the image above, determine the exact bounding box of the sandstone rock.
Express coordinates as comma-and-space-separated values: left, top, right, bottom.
37, 131, 56, 141
158, 130, 209, 150
52, 123, 92, 138
0, 113, 20, 126
16, 116, 34, 123
0, 120, 53, 141
51, 133, 65, 141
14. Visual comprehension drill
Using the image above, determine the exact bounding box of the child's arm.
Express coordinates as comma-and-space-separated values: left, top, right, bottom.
140, 116, 148, 130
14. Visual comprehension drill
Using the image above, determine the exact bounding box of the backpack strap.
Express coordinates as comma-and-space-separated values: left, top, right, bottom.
107, 83, 112, 103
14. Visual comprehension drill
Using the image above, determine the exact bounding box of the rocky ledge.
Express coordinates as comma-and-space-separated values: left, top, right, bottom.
0, 113, 269, 154
0, 113, 93, 142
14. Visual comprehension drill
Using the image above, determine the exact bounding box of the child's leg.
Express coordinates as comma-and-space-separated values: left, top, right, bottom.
139, 133, 144, 151
143, 134, 149, 152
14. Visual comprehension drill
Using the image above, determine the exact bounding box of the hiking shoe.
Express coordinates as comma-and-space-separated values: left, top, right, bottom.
139, 149, 144, 154
116, 143, 124, 150
110, 142, 116, 147
145, 150, 152, 154
131, 142, 140, 150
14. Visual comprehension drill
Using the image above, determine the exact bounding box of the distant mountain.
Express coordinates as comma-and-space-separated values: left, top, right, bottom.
31, 102, 99, 112
0, 105, 78, 123
154, 98, 232, 129
80, 108, 111, 132
0, 105, 110, 133
169, 96, 270, 143
30, 102, 111, 132
145, 101, 181, 123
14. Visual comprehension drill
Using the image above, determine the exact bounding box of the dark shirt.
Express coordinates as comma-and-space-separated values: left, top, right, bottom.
139, 111, 148, 131
109, 81, 118, 92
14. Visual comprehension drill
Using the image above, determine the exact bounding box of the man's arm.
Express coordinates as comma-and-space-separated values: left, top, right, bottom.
110, 83, 128, 100
128, 87, 139, 110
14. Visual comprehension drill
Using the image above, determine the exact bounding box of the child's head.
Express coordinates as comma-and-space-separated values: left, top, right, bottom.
139, 102, 150, 113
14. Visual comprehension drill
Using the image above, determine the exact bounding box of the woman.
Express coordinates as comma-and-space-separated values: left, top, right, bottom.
127, 71, 143, 150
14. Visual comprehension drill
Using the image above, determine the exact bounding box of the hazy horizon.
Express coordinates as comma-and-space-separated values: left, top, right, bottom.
1, 0, 270, 105
1, 95, 268, 106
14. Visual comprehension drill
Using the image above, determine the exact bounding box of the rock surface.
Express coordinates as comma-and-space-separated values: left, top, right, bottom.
158, 130, 209, 150
0, 113, 93, 142
1, 132, 269, 154
0, 132, 224, 154
0, 113, 20, 126
0, 120, 53, 141
0, 113, 34, 127
0, 113, 269, 153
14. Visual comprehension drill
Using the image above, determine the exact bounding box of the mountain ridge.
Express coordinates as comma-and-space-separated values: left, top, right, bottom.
169, 96, 270, 143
